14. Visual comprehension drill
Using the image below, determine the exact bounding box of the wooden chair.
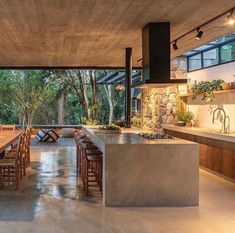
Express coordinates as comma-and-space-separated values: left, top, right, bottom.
1, 125, 16, 130
5, 130, 30, 179
24, 128, 32, 166
0, 134, 24, 190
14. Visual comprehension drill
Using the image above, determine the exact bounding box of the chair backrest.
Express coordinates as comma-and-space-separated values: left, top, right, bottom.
25, 128, 32, 145
15, 133, 25, 162
1, 124, 16, 130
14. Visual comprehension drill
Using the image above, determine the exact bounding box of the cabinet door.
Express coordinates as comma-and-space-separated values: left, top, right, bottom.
207, 146, 221, 172
199, 144, 207, 167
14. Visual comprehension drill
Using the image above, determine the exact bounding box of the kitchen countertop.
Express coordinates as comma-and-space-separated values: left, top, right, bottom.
162, 124, 235, 143
82, 126, 196, 145
82, 125, 199, 207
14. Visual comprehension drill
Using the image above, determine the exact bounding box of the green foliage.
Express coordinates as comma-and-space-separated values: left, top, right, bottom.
0, 69, 125, 126
191, 79, 224, 102
176, 111, 194, 122
82, 117, 98, 125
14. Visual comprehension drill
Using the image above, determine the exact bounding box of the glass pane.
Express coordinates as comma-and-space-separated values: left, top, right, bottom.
211, 33, 235, 45
203, 48, 219, 67
221, 41, 235, 63
188, 54, 202, 71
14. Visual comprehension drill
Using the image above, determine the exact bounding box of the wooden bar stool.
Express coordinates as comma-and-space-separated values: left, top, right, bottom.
80, 141, 103, 196
74, 133, 87, 178
80, 140, 97, 182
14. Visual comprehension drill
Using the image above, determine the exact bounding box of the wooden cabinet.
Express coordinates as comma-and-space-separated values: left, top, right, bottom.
164, 128, 235, 180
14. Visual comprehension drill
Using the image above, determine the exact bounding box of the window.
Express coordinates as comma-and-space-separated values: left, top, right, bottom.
188, 54, 202, 71
203, 48, 219, 68
220, 41, 235, 63
185, 33, 235, 72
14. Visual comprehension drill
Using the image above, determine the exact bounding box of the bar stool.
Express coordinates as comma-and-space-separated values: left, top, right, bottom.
80, 140, 97, 182
80, 141, 103, 196
74, 133, 87, 178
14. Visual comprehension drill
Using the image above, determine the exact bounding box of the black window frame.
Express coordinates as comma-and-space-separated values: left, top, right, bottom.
187, 37, 235, 72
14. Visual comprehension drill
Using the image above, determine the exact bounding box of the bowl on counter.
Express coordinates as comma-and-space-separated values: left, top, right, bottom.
175, 121, 186, 127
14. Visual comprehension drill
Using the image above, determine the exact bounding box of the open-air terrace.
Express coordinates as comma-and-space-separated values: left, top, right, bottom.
0, 1, 235, 233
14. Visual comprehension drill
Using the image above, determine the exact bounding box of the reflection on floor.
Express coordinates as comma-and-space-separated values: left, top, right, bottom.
0, 145, 235, 233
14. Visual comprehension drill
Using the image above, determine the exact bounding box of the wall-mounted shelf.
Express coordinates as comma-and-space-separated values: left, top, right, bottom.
179, 89, 235, 98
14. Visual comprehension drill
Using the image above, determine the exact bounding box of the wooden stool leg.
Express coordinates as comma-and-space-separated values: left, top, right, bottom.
15, 166, 19, 191
85, 160, 88, 195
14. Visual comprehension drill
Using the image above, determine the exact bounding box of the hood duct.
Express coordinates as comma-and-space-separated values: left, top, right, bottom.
133, 22, 187, 88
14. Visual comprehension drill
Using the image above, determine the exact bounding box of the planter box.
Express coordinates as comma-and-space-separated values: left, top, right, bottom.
95, 129, 121, 134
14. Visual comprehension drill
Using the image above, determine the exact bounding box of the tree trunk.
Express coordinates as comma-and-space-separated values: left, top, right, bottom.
89, 70, 98, 120
58, 92, 65, 125
104, 85, 113, 125
76, 70, 90, 119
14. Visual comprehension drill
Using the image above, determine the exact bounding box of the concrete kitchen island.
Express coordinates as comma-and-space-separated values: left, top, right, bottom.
82, 127, 199, 207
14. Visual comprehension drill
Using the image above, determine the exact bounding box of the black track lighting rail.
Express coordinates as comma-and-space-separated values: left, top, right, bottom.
170, 6, 235, 45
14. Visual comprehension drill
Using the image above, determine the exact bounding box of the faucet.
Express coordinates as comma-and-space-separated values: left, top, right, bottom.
212, 108, 227, 134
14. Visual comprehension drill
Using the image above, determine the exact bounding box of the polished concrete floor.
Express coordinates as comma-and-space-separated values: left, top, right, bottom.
0, 145, 235, 233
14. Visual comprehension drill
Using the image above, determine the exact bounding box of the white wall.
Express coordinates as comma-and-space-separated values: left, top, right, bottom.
187, 61, 235, 83
186, 61, 235, 132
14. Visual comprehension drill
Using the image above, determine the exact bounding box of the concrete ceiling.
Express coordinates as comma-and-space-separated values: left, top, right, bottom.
0, 0, 234, 68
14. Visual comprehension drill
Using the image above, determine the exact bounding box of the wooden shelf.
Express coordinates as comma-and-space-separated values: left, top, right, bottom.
179, 89, 235, 98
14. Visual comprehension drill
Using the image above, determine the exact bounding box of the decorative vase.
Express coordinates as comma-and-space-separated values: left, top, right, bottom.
221, 82, 231, 90
185, 121, 192, 127
230, 82, 235, 89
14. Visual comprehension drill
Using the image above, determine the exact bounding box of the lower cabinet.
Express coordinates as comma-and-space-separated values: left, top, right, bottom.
164, 129, 235, 180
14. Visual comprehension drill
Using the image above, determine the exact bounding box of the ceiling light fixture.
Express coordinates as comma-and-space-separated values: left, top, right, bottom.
171, 6, 235, 45
173, 40, 178, 50
227, 11, 235, 25
115, 84, 125, 91
196, 28, 203, 40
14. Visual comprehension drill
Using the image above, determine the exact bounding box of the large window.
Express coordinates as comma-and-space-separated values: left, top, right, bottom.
203, 48, 219, 68
220, 41, 235, 63
188, 54, 202, 71
187, 36, 235, 72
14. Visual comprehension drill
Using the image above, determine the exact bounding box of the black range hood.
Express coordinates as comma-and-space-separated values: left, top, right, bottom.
133, 22, 187, 88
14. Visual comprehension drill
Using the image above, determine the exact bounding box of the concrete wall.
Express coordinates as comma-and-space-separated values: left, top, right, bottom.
187, 61, 235, 83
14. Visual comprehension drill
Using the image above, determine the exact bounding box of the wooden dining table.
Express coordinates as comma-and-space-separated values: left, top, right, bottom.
0, 130, 22, 154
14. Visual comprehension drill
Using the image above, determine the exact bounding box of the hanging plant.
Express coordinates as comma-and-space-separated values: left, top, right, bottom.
191, 79, 224, 102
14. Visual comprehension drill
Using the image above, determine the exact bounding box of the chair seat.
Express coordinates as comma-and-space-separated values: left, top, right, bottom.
0, 159, 16, 166
4, 151, 17, 159
87, 155, 102, 161
86, 150, 103, 156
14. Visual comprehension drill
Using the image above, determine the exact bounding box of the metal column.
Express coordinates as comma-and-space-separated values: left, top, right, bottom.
125, 48, 132, 128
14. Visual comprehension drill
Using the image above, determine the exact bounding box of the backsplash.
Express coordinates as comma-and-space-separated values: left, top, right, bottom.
187, 92, 235, 131
142, 86, 179, 130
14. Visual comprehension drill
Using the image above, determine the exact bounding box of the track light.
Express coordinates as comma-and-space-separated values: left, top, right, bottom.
173, 40, 178, 50
227, 11, 235, 25
196, 28, 203, 40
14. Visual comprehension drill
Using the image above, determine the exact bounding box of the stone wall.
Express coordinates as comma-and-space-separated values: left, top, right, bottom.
142, 86, 179, 130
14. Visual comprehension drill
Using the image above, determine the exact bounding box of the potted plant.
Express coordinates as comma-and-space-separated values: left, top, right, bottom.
176, 111, 194, 127
191, 79, 224, 102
